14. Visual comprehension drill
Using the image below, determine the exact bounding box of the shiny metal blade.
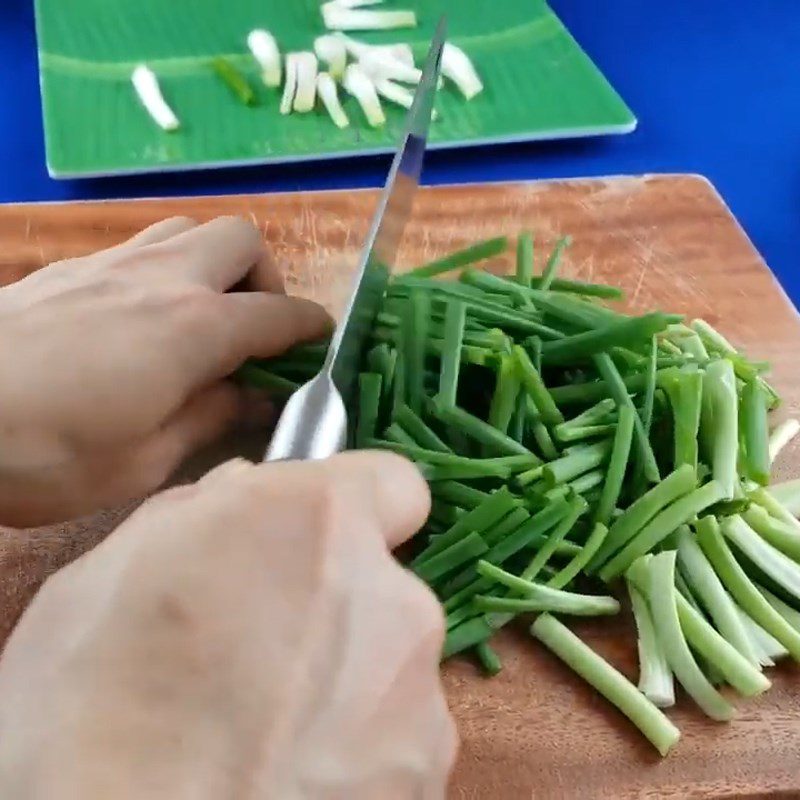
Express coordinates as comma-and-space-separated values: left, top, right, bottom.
325, 17, 446, 408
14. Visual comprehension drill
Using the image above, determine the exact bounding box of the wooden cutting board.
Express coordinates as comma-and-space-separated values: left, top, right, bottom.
1, 175, 799, 799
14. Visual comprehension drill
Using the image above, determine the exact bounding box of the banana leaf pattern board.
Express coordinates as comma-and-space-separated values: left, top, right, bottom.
34, 0, 635, 178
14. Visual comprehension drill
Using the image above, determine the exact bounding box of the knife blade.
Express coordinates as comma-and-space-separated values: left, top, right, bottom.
265, 17, 446, 462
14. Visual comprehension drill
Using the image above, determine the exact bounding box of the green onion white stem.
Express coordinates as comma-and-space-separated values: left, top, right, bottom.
359, 49, 422, 84
291, 52, 318, 112
701, 359, 739, 499
722, 515, 800, 601
676, 528, 761, 666
675, 592, 771, 697
280, 54, 299, 114
316, 72, 349, 128
343, 64, 385, 126
696, 516, 800, 661
626, 578, 675, 707
442, 42, 483, 100
735, 606, 786, 665
131, 65, 179, 131
337, 34, 414, 67
321, 1, 417, 30
314, 34, 348, 79
247, 29, 282, 87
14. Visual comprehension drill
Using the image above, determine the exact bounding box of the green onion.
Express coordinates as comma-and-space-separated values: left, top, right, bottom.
594, 353, 661, 483
594, 404, 635, 526
430, 481, 489, 509
475, 641, 503, 675
701, 359, 739, 499
355, 373, 382, 448
237, 363, 299, 395
675, 591, 770, 698
541, 313, 673, 367
547, 522, 609, 589
437, 300, 466, 407
488, 353, 521, 437
413, 531, 488, 584
644, 551, 733, 720
411, 487, 517, 566
211, 57, 257, 105
512, 345, 563, 425
530, 614, 680, 756
626, 576, 674, 707
696, 516, 800, 661
676, 527, 761, 666
539, 235, 571, 291
662, 367, 703, 472
721, 515, 800, 602
598, 480, 725, 581
510, 495, 586, 582
474, 587, 619, 616
395, 403, 451, 453
769, 478, 800, 516
431, 399, 534, 458
409, 236, 508, 279
742, 504, 800, 563
516, 231, 534, 287
587, 464, 696, 573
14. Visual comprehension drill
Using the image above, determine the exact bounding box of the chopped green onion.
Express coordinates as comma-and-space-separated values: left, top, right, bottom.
598, 480, 725, 581
515, 232, 534, 287
539, 236, 571, 291
626, 576, 674, 707
530, 614, 680, 756
211, 57, 257, 105
355, 372, 382, 448
475, 641, 503, 676
408, 237, 508, 279
644, 551, 733, 720
594, 404, 635, 526
696, 516, 800, 661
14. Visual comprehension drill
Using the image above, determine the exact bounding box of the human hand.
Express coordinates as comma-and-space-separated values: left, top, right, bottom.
0, 216, 329, 527
0, 451, 456, 800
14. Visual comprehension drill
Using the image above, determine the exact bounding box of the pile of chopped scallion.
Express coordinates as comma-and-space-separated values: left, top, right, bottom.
239, 233, 800, 757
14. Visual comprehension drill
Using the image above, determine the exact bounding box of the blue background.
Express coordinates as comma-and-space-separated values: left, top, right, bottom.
1, 2, 798, 302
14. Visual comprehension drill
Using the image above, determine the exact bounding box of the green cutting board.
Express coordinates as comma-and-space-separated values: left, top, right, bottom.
34, 0, 636, 178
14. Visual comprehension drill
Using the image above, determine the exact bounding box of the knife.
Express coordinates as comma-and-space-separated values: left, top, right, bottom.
265, 17, 446, 462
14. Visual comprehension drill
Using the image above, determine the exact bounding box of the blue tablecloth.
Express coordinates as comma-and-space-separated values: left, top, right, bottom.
1, 1, 797, 302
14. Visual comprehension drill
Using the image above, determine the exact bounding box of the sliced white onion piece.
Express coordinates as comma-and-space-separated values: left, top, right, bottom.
292, 52, 318, 113
314, 35, 347, 80
342, 64, 385, 127
247, 29, 281, 88
321, 2, 417, 31
337, 33, 414, 67
358, 49, 421, 84
442, 42, 483, 100
280, 54, 299, 115
131, 65, 180, 131
317, 72, 350, 128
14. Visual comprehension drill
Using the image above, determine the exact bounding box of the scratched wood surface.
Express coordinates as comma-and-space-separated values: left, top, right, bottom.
1, 175, 799, 799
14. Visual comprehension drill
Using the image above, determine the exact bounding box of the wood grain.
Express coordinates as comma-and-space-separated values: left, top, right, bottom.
1, 175, 799, 799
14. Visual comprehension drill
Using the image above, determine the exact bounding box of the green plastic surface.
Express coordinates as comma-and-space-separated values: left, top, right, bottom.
34, 0, 636, 178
